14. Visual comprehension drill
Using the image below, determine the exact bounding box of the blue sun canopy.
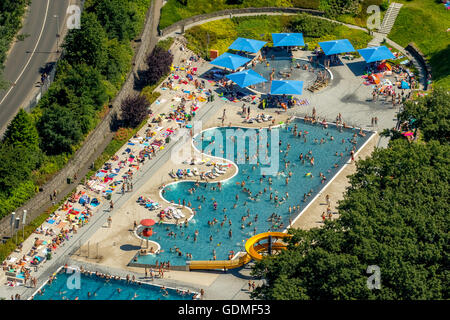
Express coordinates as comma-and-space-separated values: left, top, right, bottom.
357, 45, 396, 63
318, 39, 355, 55
225, 69, 267, 88
210, 52, 251, 70
270, 80, 303, 95
272, 33, 305, 47
228, 37, 267, 53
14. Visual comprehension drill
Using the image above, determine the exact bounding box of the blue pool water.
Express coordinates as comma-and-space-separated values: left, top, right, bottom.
32, 270, 195, 300
136, 119, 371, 266
249, 47, 328, 94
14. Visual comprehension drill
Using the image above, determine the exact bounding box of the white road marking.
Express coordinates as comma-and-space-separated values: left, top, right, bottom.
0, 0, 51, 106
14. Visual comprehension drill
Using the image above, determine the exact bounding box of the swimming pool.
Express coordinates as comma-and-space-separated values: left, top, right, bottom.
249, 47, 328, 94
32, 268, 196, 300
135, 119, 372, 266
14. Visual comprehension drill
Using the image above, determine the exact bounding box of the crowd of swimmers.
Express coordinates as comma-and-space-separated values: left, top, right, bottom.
31, 264, 198, 300
149, 110, 366, 262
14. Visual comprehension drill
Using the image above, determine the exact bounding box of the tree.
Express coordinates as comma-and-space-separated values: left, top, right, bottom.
142, 46, 173, 86
397, 89, 450, 144
102, 38, 133, 88
3, 109, 40, 152
62, 12, 108, 69
251, 139, 450, 300
37, 105, 83, 155
57, 62, 108, 109
87, 0, 139, 42
321, 0, 359, 18
288, 13, 338, 38
120, 94, 150, 128
0, 143, 41, 195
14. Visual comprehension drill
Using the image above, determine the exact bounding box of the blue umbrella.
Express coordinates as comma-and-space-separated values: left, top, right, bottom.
225, 69, 267, 88
228, 37, 267, 53
270, 80, 303, 95
401, 80, 410, 89
357, 46, 395, 63
318, 39, 355, 55
272, 33, 305, 47
210, 52, 251, 70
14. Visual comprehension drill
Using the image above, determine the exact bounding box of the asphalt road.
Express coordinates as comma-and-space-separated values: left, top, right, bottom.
0, 0, 70, 136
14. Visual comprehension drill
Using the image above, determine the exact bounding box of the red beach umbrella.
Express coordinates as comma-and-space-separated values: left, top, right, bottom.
140, 219, 155, 227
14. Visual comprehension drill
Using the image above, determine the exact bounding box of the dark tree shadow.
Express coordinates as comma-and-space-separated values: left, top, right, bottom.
429, 44, 450, 84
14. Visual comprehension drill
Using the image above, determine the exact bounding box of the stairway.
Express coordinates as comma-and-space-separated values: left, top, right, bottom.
378, 2, 403, 35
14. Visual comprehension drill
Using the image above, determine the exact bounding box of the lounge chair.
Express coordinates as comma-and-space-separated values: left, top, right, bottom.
172, 210, 181, 219
176, 209, 185, 218
215, 166, 226, 174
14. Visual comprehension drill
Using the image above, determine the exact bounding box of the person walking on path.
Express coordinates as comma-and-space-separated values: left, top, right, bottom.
107, 216, 112, 228
109, 200, 114, 211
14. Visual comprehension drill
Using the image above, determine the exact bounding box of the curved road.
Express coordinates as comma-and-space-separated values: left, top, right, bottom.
0, 0, 70, 136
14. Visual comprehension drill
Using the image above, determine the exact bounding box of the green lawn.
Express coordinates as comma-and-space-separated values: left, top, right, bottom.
184, 14, 371, 58
335, 0, 387, 27
389, 0, 450, 89
159, 0, 320, 30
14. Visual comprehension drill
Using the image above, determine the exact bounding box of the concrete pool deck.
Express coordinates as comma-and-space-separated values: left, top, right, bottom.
1, 37, 399, 300
68, 102, 378, 298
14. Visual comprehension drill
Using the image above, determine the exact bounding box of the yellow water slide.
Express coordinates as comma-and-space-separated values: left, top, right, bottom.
188, 232, 291, 270
244, 232, 291, 261
188, 254, 252, 270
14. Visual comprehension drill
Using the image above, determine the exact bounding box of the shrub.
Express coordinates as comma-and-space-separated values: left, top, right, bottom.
62, 12, 108, 69
397, 89, 450, 144
121, 94, 150, 128
0, 147, 40, 196
142, 47, 174, 86
86, 0, 140, 42
141, 86, 161, 105
320, 0, 359, 18
156, 37, 175, 52
288, 13, 338, 38
2, 109, 40, 152
251, 140, 450, 300
37, 105, 83, 155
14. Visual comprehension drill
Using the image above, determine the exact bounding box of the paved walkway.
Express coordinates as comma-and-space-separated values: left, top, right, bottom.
1, 39, 404, 300
0, 41, 229, 300
160, 8, 427, 91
